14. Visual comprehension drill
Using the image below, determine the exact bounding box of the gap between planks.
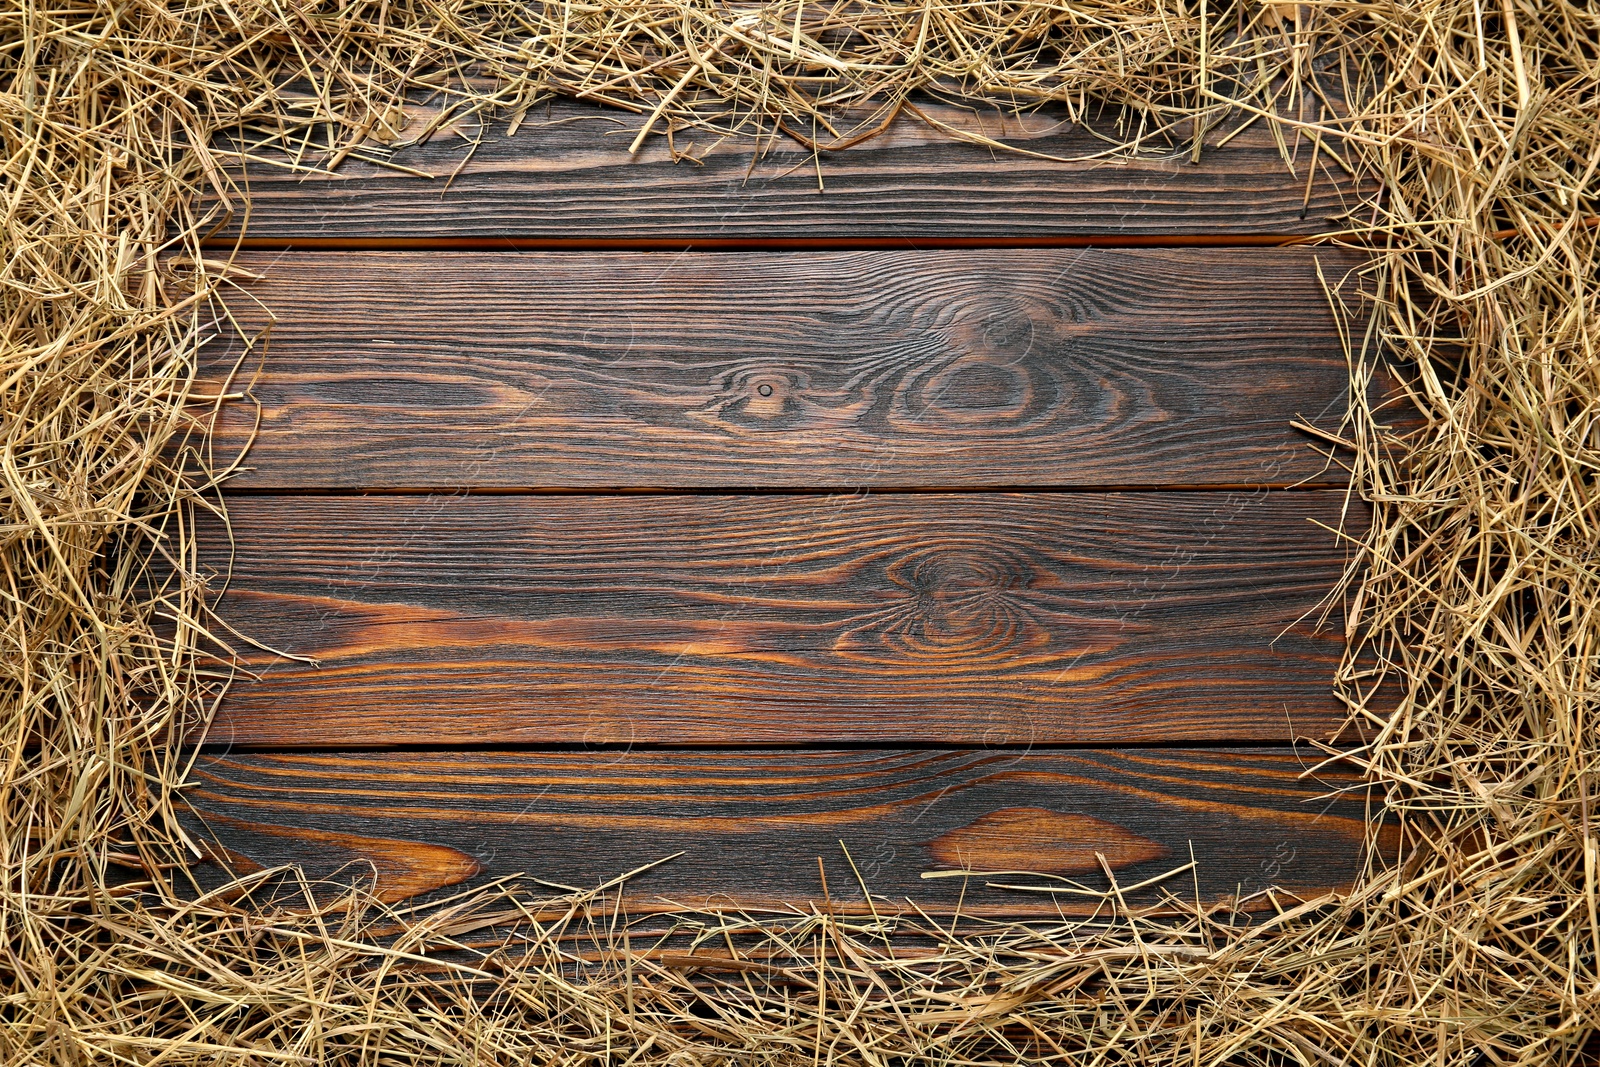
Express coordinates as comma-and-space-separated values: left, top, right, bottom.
204, 234, 1324, 252
187, 737, 1330, 755
216, 483, 1357, 496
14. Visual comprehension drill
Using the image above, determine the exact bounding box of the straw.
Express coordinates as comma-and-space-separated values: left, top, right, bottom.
2, 0, 1596, 1063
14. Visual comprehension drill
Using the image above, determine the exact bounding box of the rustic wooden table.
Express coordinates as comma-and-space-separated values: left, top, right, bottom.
190, 97, 1393, 913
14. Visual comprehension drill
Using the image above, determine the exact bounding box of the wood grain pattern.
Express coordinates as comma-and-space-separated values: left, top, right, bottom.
220, 98, 1366, 242
202, 249, 1384, 490
197, 812, 484, 903
195, 87, 1387, 924
186, 748, 1378, 911
204, 492, 1358, 747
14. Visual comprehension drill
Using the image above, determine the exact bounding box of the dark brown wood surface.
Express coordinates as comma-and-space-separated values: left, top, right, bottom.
204, 492, 1358, 747
187, 748, 1376, 911
203, 249, 1378, 490
220, 98, 1364, 243
192, 104, 1384, 910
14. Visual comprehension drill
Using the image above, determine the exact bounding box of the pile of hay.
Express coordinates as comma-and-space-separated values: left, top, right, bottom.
2, 0, 1596, 1062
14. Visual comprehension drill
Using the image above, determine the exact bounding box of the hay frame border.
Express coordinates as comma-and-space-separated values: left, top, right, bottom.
3, 0, 1597, 1062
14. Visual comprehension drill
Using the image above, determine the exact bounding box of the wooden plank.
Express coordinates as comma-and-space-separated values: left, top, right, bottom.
204, 492, 1358, 747
203, 249, 1378, 490
220, 98, 1365, 242
185, 747, 1379, 912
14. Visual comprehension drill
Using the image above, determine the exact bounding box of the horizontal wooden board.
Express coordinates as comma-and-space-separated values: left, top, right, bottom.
186, 748, 1379, 912
220, 98, 1365, 242
204, 493, 1359, 747
202, 249, 1380, 490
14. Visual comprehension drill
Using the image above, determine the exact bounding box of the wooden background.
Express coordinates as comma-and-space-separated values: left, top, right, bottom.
191, 96, 1396, 913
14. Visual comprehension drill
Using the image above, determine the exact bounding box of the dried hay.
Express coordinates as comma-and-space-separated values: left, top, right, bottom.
2, 0, 1597, 1062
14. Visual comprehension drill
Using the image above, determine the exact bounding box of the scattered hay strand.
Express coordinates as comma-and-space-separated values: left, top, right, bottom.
1, 0, 1596, 1063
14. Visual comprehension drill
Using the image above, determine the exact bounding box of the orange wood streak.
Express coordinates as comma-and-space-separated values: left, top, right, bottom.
196, 812, 484, 903
926, 808, 1168, 874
